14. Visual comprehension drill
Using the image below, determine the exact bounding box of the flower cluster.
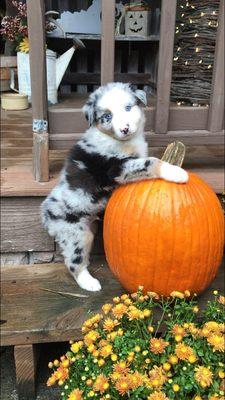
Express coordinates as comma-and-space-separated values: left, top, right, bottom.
47, 290, 225, 399
0, 1, 55, 51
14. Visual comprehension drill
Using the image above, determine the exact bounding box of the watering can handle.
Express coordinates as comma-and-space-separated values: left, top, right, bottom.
10, 68, 19, 93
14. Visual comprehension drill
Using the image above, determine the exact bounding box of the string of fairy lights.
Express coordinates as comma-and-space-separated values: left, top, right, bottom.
171, 0, 220, 106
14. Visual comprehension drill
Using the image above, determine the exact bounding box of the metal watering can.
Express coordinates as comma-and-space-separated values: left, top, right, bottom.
11, 37, 85, 104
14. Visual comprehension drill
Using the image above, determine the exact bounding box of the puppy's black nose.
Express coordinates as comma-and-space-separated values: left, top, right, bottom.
121, 126, 129, 134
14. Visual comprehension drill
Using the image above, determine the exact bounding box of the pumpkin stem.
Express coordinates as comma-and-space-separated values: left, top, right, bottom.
161, 141, 185, 167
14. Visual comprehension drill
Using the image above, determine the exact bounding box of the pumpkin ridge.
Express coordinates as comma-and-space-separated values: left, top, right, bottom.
104, 187, 124, 277
164, 182, 178, 294
191, 175, 211, 292
181, 178, 195, 290
186, 176, 202, 292
137, 180, 157, 291
115, 186, 133, 280
120, 183, 139, 284
151, 180, 168, 293
165, 181, 185, 292
192, 176, 223, 289
191, 175, 216, 292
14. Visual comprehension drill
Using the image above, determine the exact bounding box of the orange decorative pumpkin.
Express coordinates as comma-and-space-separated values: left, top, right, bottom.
103, 144, 224, 296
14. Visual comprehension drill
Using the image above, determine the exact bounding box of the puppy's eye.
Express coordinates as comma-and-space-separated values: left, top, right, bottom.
102, 112, 112, 122
125, 105, 132, 112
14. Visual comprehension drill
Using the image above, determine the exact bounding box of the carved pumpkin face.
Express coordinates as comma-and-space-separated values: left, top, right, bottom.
125, 10, 150, 36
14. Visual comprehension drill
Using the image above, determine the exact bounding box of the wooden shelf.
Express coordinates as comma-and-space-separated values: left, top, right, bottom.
47, 33, 160, 42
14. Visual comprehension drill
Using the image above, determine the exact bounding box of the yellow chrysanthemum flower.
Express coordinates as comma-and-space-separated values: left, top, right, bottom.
107, 331, 118, 341
218, 295, 225, 305
204, 321, 220, 332
150, 338, 169, 354
147, 291, 160, 299
112, 303, 127, 319
67, 388, 83, 400
171, 324, 186, 337
170, 291, 185, 299
93, 374, 109, 394
120, 294, 129, 301
147, 391, 169, 400
207, 334, 225, 352
71, 341, 83, 354
46, 375, 56, 386
128, 371, 144, 389
100, 344, 113, 358
84, 330, 100, 346
127, 306, 142, 320
103, 318, 119, 332
99, 339, 109, 347
195, 366, 213, 387
175, 343, 195, 360
113, 361, 130, 375
115, 376, 130, 395
18, 37, 29, 53
102, 303, 113, 314
148, 366, 167, 389
110, 371, 122, 382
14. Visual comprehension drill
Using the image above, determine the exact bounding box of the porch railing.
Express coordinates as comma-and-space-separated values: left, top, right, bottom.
27, 0, 224, 182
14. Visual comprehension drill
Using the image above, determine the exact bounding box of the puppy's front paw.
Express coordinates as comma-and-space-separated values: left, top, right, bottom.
76, 269, 102, 292
160, 162, 189, 183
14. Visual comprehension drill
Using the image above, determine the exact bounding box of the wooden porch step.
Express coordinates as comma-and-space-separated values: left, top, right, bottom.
1, 257, 123, 347
1, 161, 224, 197
2, 257, 224, 347
1, 258, 224, 399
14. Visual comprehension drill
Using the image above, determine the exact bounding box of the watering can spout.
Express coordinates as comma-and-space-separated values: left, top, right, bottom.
56, 38, 86, 89
56, 46, 75, 89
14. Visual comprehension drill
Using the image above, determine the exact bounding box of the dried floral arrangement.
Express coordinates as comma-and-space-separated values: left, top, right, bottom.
0, 0, 55, 52
47, 289, 225, 400
171, 0, 220, 106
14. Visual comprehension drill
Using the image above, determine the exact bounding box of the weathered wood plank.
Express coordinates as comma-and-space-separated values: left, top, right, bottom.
26, 0, 47, 121
63, 72, 155, 85
1, 258, 224, 346
1, 125, 32, 139
33, 131, 49, 182
1, 197, 54, 252
1, 144, 224, 196
101, 0, 115, 85
155, 0, 177, 133
207, 0, 224, 132
1, 259, 124, 346
49, 131, 224, 149
27, 0, 49, 182
48, 104, 210, 133
14, 344, 37, 400
1, 138, 33, 148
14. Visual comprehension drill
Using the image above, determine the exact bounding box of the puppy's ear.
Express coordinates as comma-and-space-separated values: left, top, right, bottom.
134, 89, 147, 106
82, 99, 96, 127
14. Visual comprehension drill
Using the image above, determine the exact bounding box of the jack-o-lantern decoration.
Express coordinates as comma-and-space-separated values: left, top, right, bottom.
103, 142, 224, 296
125, 9, 151, 37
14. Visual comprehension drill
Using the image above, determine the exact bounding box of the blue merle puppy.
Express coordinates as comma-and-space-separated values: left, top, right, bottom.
41, 82, 188, 291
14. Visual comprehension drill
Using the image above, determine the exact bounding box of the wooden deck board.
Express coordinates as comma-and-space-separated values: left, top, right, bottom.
1, 257, 224, 347
1, 148, 224, 196
1, 97, 224, 196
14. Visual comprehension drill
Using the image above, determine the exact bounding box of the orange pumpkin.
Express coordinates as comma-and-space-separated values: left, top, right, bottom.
103, 171, 224, 296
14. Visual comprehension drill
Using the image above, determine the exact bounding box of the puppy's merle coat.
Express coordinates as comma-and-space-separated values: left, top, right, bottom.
41, 83, 188, 291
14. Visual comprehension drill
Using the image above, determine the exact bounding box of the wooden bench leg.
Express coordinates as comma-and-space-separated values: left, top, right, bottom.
14, 344, 38, 400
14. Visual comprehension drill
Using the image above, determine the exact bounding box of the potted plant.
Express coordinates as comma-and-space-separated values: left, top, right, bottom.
46, 289, 225, 399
